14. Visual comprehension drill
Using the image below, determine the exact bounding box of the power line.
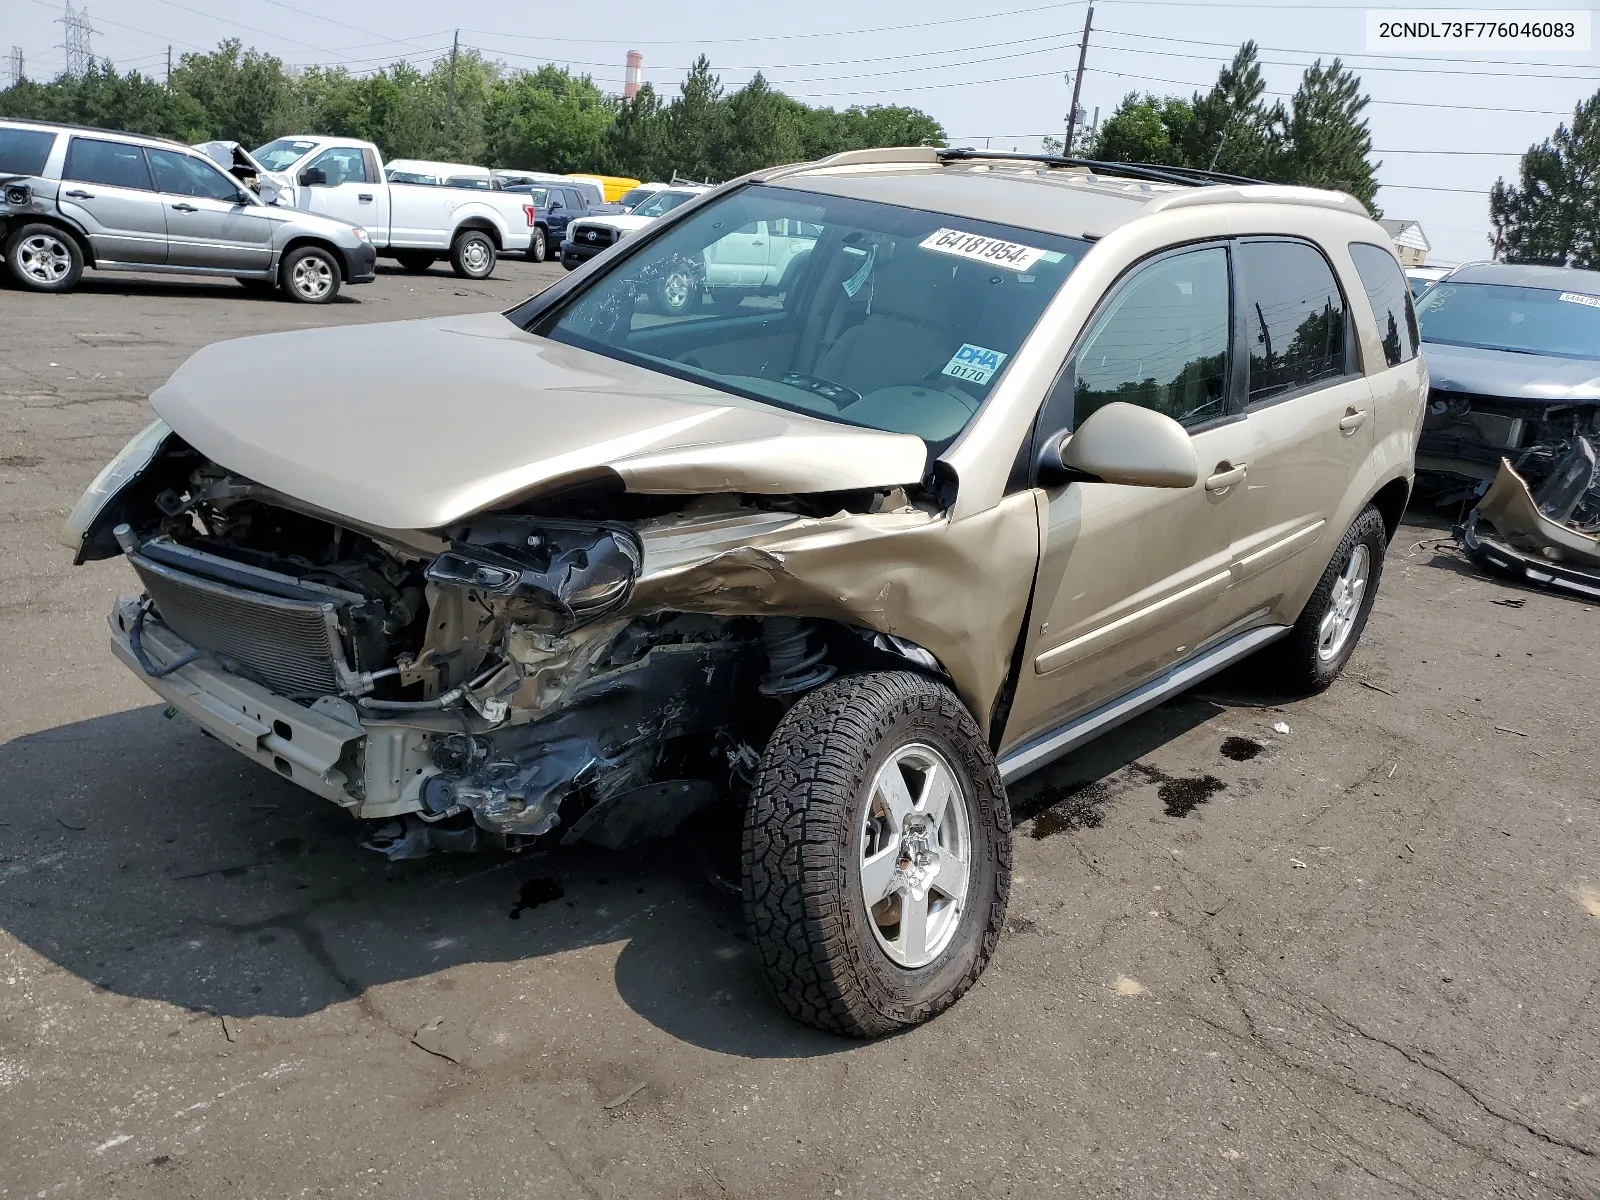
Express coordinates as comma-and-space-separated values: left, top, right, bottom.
1094, 35, 1600, 82
1094, 25, 1600, 72
461, 1, 1092, 47
1085, 66, 1572, 114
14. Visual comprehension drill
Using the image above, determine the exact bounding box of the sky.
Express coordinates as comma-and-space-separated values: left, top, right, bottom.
6, 0, 1598, 264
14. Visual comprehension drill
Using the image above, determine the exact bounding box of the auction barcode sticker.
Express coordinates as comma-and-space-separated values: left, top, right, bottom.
921, 228, 1047, 272
1559, 291, 1600, 308
1366, 10, 1590, 50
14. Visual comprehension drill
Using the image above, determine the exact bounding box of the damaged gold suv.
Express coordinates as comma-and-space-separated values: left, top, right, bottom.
63, 148, 1425, 1035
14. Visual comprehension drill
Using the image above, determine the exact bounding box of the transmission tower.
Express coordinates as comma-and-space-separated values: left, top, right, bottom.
5, 47, 23, 88
57, 3, 95, 77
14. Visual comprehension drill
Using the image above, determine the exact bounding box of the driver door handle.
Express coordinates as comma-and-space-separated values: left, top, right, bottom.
170, 202, 198, 212
1205, 463, 1247, 492
358, 193, 373, 202
1339, 406, 1368, 432
64, 189, 93, 199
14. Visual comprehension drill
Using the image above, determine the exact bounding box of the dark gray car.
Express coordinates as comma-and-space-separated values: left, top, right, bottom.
1416, 263, 1600, 502
0, 119, 377, 302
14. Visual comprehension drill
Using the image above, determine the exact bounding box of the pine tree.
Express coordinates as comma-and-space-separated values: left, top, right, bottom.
1491, 90, 1600, 267
1279, 58, 1379, 209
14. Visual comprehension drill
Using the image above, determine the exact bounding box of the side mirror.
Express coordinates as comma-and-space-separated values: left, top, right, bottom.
1041, 401, 1199, 489
299, 167, 327, 187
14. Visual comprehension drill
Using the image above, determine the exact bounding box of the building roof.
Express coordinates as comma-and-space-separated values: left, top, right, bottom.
1378, 218, 1431, 252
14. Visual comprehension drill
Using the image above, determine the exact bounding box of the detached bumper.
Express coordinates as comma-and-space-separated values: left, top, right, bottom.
343, 241, 378, 284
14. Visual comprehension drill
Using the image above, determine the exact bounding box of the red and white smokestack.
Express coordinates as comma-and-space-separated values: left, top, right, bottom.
624, 50, 643, 100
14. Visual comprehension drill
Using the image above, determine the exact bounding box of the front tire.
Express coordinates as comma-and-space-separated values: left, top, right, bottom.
1256, 504, 1388, 692
280, 245, 341, 304
450, 230, 496, 279
528, 227, 548, 263
6, 223, 84, 293
743, 671, 1011, 1037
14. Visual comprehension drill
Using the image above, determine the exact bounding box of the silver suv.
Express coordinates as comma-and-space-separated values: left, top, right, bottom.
0, 119, 377, 302
64, 148, 1425, 1034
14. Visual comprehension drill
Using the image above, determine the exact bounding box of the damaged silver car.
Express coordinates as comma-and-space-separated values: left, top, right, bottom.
64, 148, 1423, 1034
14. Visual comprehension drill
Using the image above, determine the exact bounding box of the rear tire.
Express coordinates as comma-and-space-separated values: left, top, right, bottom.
450, 230, 496, 279
1254, 504, 1388, 693
280, 245, 342, 304
5, 223, 84, 293
743, 671, 1011, 1036
395, 251, 436, 272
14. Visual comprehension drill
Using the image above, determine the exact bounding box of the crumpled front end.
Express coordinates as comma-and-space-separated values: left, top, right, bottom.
76, 425, 1040, 857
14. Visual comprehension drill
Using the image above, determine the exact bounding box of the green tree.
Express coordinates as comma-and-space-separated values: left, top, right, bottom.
1087, 93, 1194, 165
1181, 42, 1283, 178
0, 61, 204, 139
602, 81, 670, 179
666, 56, 728, 180
1278, 58, 1378, 208
170, 39, 294, 147
721, 74, 808, 176
1491, 89, 1600, 267
485, 65, 613, 172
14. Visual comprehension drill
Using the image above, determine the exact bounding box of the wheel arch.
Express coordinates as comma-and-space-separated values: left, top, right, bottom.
452, 217, 502, 249
278, 235, 346, 272
1369, 474, 1412, 543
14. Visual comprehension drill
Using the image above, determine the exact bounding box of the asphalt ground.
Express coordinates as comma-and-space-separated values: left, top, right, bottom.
1, 259, 1597, 1199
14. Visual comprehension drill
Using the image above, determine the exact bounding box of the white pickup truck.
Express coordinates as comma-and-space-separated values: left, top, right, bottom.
245, 137, 536, 278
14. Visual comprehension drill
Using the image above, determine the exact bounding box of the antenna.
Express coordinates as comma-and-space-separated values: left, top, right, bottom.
5, 46, 23, 88
57, 3, 95, 77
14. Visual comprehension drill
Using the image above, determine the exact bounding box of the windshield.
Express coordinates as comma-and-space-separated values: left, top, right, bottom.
1417, 281, 1600, 360
536, 184, 1088, 447
634, 190, 698, 218
252, 138, 318, 172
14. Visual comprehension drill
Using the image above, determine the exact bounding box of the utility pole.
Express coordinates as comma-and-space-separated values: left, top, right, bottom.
1065, 4, 1093, 155
5, 46, 22, 89
57, 2, 94, 77
165, 44, 171, 87
445, 29, 459, 127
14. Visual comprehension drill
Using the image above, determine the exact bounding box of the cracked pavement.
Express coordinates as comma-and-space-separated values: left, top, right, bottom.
1, 265, 1597, 1198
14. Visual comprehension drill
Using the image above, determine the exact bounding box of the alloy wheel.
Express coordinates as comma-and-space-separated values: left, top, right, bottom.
1317, 542, 1371, 662
858, 743, 972, 969
291, 255, 333, 300
17, 233, 72, 284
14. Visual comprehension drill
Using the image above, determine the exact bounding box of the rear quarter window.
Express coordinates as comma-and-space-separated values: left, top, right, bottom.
0, 127, 56, 176
1348, 242, 1420, 368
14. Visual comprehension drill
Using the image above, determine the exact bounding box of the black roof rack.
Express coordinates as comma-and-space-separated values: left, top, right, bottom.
936, 147, 1267, 189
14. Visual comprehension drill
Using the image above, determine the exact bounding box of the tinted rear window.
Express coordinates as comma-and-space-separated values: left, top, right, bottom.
0, 127, 56, 176
64, 138, 153, 190
1348, 242, 1419, 368
1236, 239, 1350, 403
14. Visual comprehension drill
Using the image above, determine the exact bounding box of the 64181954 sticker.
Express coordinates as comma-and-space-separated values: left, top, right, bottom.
919, 228, 1047, 272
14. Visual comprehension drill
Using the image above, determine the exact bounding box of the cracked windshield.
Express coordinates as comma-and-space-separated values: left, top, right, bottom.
541, 185, 1088, 446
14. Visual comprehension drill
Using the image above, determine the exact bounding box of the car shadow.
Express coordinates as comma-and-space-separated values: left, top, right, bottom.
0, 691, 1247, 1058
57, 275, 359, 303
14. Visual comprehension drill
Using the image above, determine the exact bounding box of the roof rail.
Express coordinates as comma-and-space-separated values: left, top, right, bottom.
937, 147, 1267, 189
1138, 184, 1370, 219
